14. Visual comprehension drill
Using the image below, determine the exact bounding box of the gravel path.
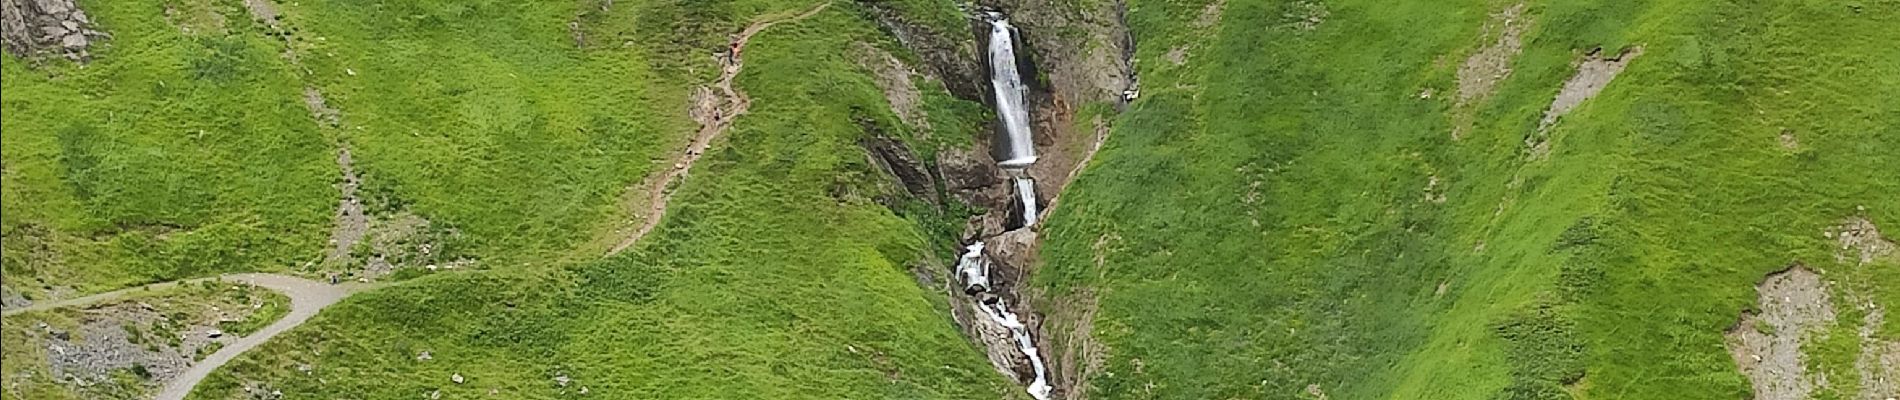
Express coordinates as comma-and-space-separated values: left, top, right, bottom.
152, 273, 372, 400
0, 273, 372, 400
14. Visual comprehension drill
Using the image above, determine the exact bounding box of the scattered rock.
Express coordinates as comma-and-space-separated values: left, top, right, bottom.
1727, 265, 1835, 400
416, 351, 432, 361
1282, 1, 1328, 31
1456, 3, 1528, 107
1540, 46, 1644, 130
1193, 0, 1226, 30
451, 372, 465, 384
1, 0, 108, 60
554, 373, 571, 387
206, 329, 224, 339
1856, 303, 1900, 400
1830, 217, 1895, 265
1305, 383, 1330, 400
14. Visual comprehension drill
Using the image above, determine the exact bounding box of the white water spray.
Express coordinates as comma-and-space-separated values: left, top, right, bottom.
958, 242, 1051, 400
1014, 177, 1039, 226
981, 299, 1053, 400
967, 12, 1052, 400
956, 242, 991, 294
988, 15, 1038, 168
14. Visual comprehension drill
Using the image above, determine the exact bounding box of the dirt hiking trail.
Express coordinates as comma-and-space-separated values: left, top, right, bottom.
608, 2, 831, 255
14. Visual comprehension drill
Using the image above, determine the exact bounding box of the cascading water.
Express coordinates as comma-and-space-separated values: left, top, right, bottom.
958, 243, 1053, 400
987, 15, 1038, 168
981, 298, 1053, 400
956, 242, 991, 295
987, 13, 1041, 227
1014, 177, 1039, 226
963, 12, 1052, 400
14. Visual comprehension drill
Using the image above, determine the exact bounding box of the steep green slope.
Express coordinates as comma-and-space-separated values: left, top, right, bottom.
1, 0, 694, 298
1039, 0, 1899, 399
176, 1, 1017, 398
1, 0, 332, 297
270, 0, 691, 264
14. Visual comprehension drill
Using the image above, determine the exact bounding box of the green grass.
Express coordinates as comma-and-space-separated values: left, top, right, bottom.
0, 280, 290, 400
2, 0, 710, 298
1038, 0, 1900, 399
178, 0, 1013, 398
1, 0, 334, 297
255, 0, 694, 267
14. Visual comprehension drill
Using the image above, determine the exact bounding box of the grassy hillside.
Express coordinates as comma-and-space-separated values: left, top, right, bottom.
1038, 0, 1899, 399
1, 0, 699, 297
176, 0, 1018, 398
1, 0, 333, 297
268, 0, 694, 265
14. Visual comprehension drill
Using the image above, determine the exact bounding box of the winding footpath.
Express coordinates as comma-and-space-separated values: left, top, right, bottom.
609, 2, 832, 255
1, 273, 372, 400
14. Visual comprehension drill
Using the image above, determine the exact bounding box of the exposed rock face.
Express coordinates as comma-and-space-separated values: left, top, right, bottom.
858, 1, 985, 101
1, 0, 106, 60
861, 136, 937, 202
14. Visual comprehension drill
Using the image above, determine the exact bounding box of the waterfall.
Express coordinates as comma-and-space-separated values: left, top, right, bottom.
981, 299, 1053, 400
1015, 177, 1039, 226
987, 16, 1038, 167
956, 242, 990, 295
958, 242, 1052, 400
967, 13, 1052, 400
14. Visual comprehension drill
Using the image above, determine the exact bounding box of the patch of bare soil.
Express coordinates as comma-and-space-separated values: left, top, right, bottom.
1528, 46, 1642, 157
1540, 46, 1643, 130
162, 1, 227, 36
1281, 1, 1327, 31
1827, 216, 1895, 266
1305, 383, 1330, 400
1455, 3, 1528, 107
326, 146, 367, 266
1856, 303, 1900, 400
241, 0, 279, 28
1778, 128, 1800, 150
1193, 0, 1226, 30
1050, 289, 1104, 400
1165, 46, 1187, 66
304, 87, 341, 127
852, 42, 930, 133
1727, 265, 1836, 400
607, 2, 831, 255
1, 0, 106, 60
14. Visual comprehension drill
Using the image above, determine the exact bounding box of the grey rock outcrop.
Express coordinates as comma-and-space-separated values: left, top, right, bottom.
2, 0, 107, 60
